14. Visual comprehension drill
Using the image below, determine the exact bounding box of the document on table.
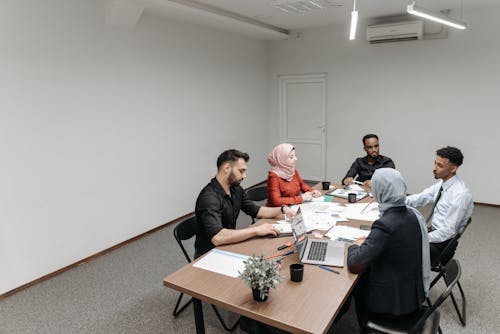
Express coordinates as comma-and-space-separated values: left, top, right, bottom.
328, 188, 368, 201
193, 249, 249, 278
325, 225, 370, 242
288, 201, 348, 230
341, 202, 380, 221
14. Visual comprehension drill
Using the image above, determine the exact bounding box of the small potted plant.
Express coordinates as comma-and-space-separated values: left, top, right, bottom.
239, 254, 283, 301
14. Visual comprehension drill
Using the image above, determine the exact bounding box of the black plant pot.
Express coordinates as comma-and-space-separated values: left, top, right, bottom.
252, 288, 269, 302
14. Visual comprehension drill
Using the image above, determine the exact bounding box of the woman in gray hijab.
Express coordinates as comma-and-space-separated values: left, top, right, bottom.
347, 168, 430, 332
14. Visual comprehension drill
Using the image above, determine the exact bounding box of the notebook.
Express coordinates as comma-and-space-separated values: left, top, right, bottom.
291, 207, 345, 267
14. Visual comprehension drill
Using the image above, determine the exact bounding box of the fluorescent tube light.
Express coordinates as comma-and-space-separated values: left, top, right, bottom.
407, 2, 467, 30
349, 9, 358, 40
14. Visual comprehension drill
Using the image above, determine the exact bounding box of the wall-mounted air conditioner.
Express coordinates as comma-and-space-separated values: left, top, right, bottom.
366, 20, 423, 44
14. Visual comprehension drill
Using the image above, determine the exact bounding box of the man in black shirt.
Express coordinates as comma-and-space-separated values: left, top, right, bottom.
195, 149, 296, 257
342, 134, 395, 189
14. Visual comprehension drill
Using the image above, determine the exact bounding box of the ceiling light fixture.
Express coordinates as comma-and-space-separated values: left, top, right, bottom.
407, 1, 467, 30
271, 1, 343, 15
349, 0, 358, 40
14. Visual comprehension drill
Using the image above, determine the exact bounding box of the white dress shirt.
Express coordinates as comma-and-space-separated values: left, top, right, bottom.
406, 175, 473, 243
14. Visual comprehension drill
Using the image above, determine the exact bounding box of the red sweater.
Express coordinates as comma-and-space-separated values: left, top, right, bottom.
266, 170, 313, 207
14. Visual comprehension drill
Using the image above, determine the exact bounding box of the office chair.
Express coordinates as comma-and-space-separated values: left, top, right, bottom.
428, 217, 472, 327
172, 216, 239, 331
246, 186, 268, 224
365, 259, 462, 334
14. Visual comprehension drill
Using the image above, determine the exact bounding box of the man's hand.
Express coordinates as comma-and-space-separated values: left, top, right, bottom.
254, 223, 279, 237
343, 177, 354, 186
354, 236, 367, 246
283, 206, 296, 220
363, 180, 372, 188
311, 189, 322, 197
301, 192, 313, 202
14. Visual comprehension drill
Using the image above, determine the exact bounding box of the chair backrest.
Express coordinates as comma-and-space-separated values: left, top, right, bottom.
246, 186, 268, 202
432, 217, 471, 267
409, 259, 462, 334
173, 216, 198, 263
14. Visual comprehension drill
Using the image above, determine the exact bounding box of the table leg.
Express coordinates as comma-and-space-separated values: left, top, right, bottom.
193, 298, 205, 334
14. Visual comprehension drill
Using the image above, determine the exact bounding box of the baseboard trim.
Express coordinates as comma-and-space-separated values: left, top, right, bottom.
475, 202, 500, 208
0, 180, 267, 300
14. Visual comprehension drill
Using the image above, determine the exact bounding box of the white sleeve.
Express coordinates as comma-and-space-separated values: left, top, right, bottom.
428, 193, 469, 243
406, 183, 439, 208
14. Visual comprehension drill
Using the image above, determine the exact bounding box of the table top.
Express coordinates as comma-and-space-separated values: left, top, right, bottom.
163, 183, 373, 334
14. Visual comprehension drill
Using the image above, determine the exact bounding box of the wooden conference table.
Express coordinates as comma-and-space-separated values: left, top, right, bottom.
163, 184, 373, 334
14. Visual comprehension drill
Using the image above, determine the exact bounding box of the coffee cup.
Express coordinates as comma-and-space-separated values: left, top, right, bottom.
322, 181, 331, 190
348, 193, 357, 203
290, 263, 304, 282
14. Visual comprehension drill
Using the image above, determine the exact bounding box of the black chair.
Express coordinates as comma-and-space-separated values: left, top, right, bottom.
429, 217, 472, 327
365, 259, 463, 334
246, 186, 268, 224
172, 216, 239, 331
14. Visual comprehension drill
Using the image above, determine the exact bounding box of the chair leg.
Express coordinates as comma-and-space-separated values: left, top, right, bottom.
430, 269, 445, 288
449, 280, 466, 326
173, 292, 193, 317
211, 305, 240, 331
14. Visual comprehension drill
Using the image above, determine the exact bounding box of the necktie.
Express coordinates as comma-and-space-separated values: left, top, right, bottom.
426, 186, 443, 226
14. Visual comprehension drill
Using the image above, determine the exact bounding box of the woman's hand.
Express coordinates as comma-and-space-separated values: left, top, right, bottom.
301, 192, 313, 202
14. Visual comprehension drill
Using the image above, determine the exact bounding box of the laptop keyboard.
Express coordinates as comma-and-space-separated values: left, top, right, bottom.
307, 241, 327, 261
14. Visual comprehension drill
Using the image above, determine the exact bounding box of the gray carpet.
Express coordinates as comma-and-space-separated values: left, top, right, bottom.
1, 205, 499, 333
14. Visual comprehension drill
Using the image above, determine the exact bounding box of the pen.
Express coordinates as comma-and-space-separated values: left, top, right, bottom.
319, 265, 340, 274
266, 250, 295, 259
277, 242, 293, 251
360, 198, 374, 213
352, 180, 364, 186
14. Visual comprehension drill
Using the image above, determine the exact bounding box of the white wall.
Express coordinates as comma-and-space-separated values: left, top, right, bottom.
0, 0, 270, 294
268, 6, 500, 205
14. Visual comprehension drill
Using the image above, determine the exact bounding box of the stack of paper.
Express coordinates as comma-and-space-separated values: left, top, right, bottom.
289, 201, 348, 231
328, 188, 368, 201
341, 202, 380, 221
193, 249, 249, 278
325, 225, 370, 243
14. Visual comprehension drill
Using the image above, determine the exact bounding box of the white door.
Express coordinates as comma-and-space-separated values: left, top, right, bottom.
279, 73, 327, 181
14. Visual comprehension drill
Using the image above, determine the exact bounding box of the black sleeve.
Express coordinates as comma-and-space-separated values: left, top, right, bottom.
342, 160, 359, 185
347, 220, 391, 274
384, 158, 396, 169
240, 187, 260, 218
196, 191, 225, 242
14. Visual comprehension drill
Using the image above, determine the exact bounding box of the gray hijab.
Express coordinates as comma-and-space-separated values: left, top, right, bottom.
372, 168, 431, 296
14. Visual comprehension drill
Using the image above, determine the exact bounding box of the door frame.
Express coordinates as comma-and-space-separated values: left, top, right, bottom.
278, 73, 327, 180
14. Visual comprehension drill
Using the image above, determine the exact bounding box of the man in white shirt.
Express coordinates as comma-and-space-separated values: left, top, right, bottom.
406, 146, 473, 264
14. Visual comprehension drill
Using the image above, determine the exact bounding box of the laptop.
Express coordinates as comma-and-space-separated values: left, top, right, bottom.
291, 207, 345, 267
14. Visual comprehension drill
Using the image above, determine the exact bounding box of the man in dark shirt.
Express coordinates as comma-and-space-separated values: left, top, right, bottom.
195, 149, 296, 257
342, 134, 395, 188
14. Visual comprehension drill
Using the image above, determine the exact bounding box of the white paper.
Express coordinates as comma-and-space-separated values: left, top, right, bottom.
325, 225, 370, 242
341, 202, 380, 221
289, 201, 347, 231
328, 188, 368, 201
193, 249, 249, 278
347, 184, 364, 191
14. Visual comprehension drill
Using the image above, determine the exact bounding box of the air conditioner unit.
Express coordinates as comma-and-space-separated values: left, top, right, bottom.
366, 20, 423, 44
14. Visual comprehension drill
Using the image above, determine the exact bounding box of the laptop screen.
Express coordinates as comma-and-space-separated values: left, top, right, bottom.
291, 207, 307, 258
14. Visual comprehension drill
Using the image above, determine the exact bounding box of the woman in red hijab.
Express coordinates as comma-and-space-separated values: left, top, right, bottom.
266, 143, 321, 207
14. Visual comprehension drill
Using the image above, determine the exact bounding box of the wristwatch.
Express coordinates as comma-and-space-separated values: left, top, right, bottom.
280, 205, 287, 214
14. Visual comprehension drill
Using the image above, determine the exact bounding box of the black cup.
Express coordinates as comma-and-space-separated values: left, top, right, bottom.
290, 263, 304, 282
348, 193, 357, 203
322, 181, 331, 190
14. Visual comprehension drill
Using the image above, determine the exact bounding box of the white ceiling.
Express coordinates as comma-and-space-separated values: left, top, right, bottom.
123, 0, 499, 39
